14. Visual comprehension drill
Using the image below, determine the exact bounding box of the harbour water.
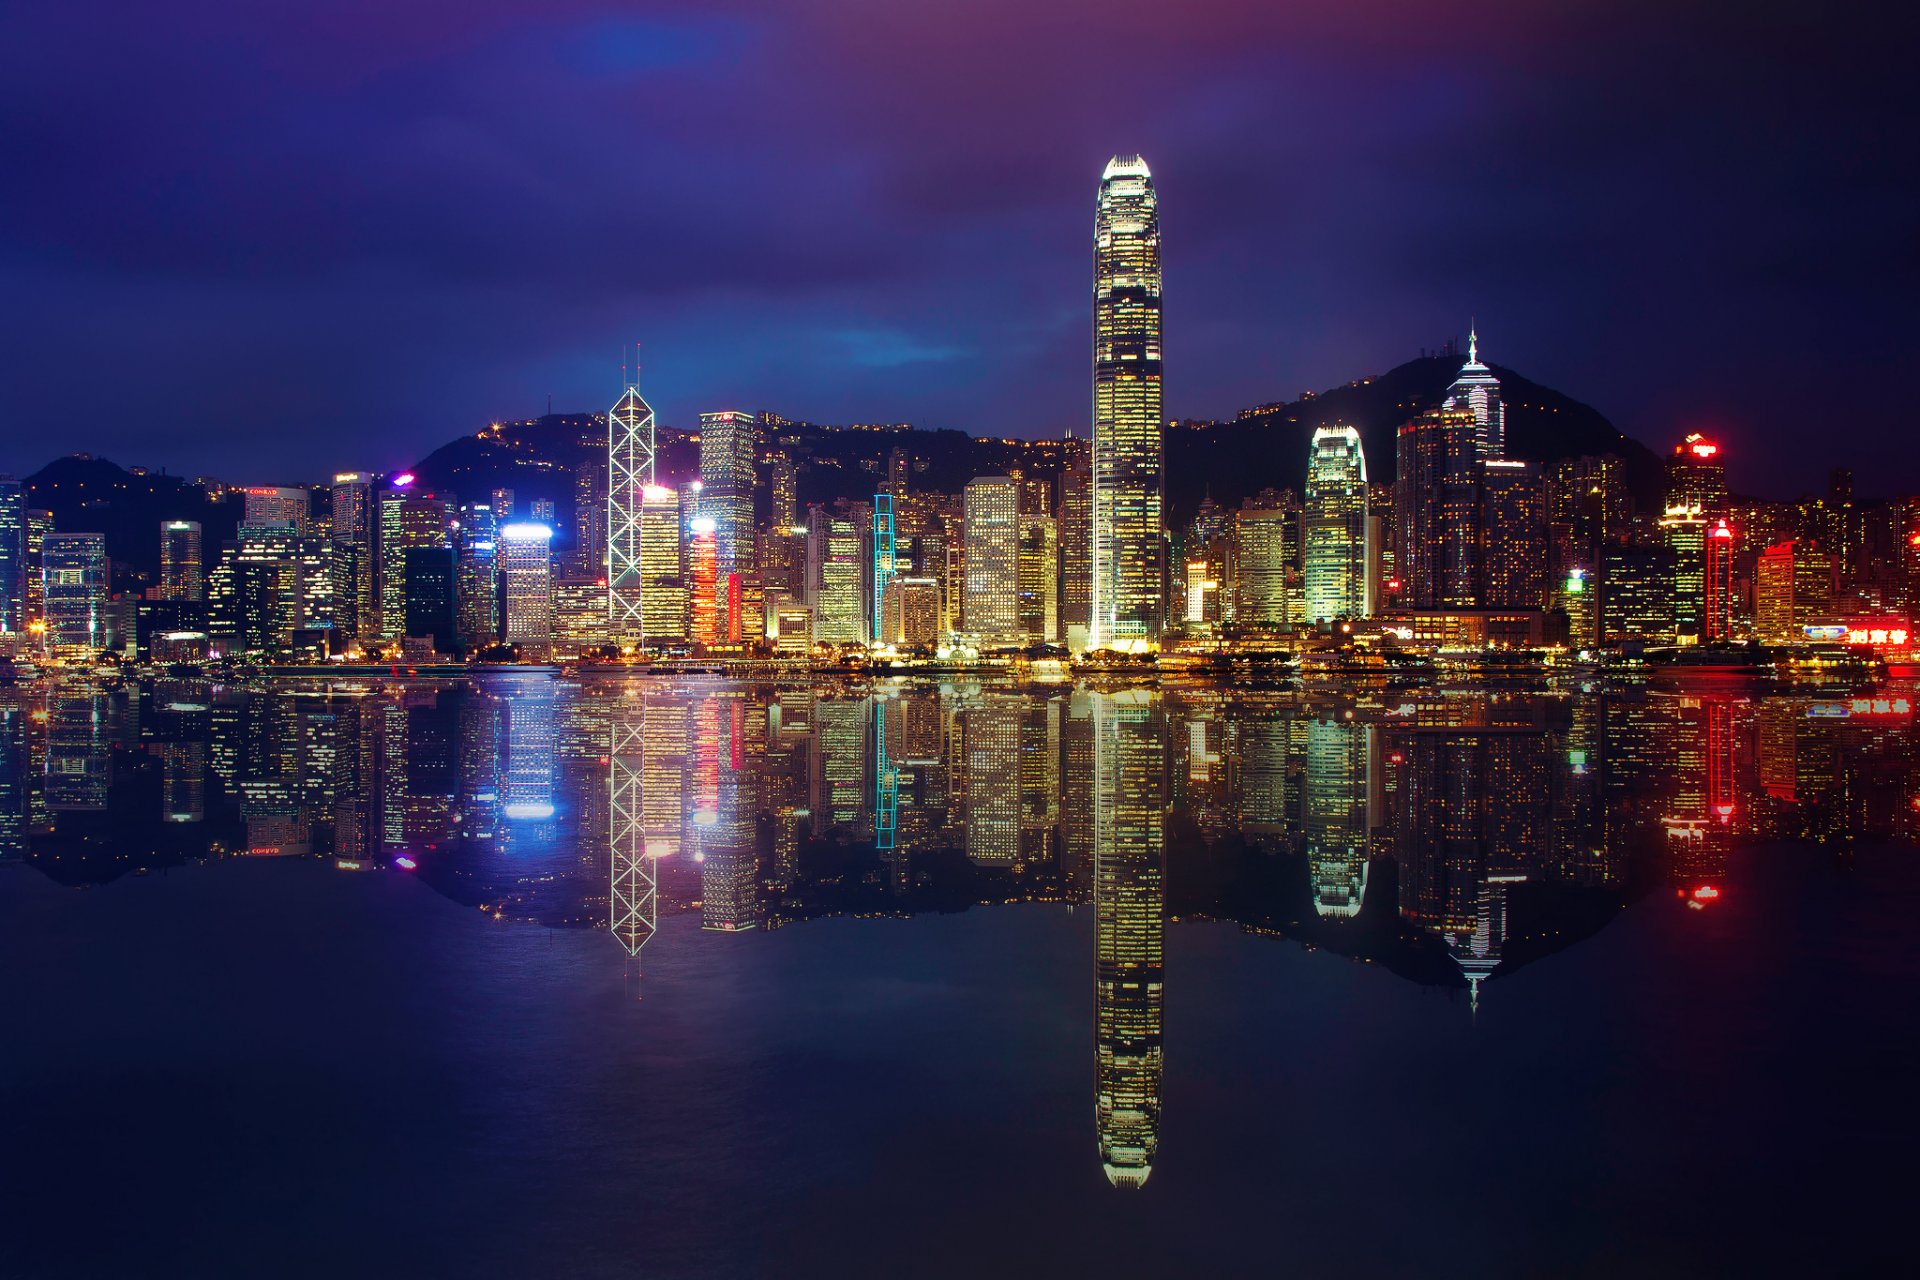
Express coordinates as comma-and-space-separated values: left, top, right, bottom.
2, 676, 1914, 1277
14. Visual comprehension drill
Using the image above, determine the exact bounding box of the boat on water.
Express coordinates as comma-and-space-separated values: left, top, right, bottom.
1645, 645, 1778, 684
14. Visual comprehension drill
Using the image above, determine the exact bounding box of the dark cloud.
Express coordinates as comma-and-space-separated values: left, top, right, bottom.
0, 0, 1911, 495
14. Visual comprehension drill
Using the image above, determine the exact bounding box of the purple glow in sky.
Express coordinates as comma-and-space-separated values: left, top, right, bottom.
1, 1, 1912, 494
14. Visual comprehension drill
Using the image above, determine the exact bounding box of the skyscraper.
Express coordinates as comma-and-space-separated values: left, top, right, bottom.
243, 486, 310, 531
1057, 438, 1093, 645
1303, 426, 1371, 622
963, 477, 1020, 646
638, 484, 687, 645
1233, 497, 1297, 630
1478, 460, 1547, 609
1394, 406, 1480, 608
159, 521, 203, 601
0, 479, 24, 636
498, 523, 555, 658
1092, 155, 1163, 652
1666, 434, 1728, 515
1705, 519, 1735, 641
42, 532, 107, 657
377, 479, 450, 640
699, 410, 757, 638
1448, 330, 1506, 458
608, 382, 657, 645
871, 494, 897, 646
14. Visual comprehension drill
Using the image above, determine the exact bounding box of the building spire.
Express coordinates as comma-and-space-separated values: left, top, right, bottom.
1468, 323, 1478, 365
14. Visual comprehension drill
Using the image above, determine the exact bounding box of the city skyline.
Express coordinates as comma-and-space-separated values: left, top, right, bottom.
2, 4, 1913, 495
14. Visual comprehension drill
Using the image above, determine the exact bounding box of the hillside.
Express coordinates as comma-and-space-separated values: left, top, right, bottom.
23, 455, 241, 590
1168, 355, 1662, 520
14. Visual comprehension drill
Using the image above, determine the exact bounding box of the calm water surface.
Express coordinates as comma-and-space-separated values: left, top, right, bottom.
1, 676, 1914, 1278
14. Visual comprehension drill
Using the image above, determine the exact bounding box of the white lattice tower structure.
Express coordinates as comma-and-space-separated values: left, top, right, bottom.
610, 716, 656, 957
608, 385, 656, 645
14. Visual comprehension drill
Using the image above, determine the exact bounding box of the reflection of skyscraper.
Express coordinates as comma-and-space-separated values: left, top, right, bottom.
963, 696, 1020, 864
610, 711, 657, 957
1091, 156, 1163, 652
1304, 717, 1370, 917
1092, 690, 1164, 1189
697, 694, 759, 931
1303, 426, 1371, 622
503, 680, 556, 821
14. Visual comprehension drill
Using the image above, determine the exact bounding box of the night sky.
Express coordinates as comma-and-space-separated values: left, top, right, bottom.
2, 1, 1911, 496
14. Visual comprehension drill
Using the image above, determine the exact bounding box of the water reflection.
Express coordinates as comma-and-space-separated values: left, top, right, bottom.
5, 676, 1919, 1186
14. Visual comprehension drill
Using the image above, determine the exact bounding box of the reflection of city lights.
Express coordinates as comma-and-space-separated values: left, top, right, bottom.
393, 855, 418, 871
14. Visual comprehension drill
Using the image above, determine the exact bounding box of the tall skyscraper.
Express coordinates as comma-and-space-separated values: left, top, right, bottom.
699, 410, 757, 637
1478, 460, 1547, 609
1666, 434, 1728, 515
1394, 406, 1480, 608
1057, 438, 1093, 645
159, 521, 203, 601
1756, 541, 1832, 643
498, 523, 555, 658
608, 382, 657, 645
871, 494, 897, 645
42, 532, 107, 657
1233, 497, 1297, 630
1705, 519, 1735, 641
1303, 426, 1371, 622
639, 484, 687, 645
1660, 503, 1710, 641
963, 477, 1020, 645
329, 473, 376, 643
1448, 330, 1505, 458
1092, 155, 1163, 652
377, 479, 450, 640
1092, 690, 1165, 1189
0, 479, 24, 636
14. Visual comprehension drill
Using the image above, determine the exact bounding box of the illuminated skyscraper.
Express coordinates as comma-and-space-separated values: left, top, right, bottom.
159, 521, 203, 601
871, 494, 897, 645
329, 473, 376, 642
1756, 541, 1832, 643
1234, 498, 1296, 630
1447, 330, 1505, 458
1057, 438, 1093, 646
0, 479, 27, 634
805, 513, 863, 644
377, 479, 449, 640
1303, 426, 1371, 622
1478, 459, 1547, 609
1092, 155, 1163, 651
1017, 512, 1059, 643
243, 486, 310, 531
1394, 406, 1480, 608
639, 484, 687, 644
964, 477, 1020, 645
1092, 690, 1164, 1189
963, 697, 1021, 863
1666, 434, 1728, 515
609, 712, 657, 957
1660, 503, 1710, 641
498, 523, 555, 657
1305, 717, 1371, 918
1705, 519, 1735, 641
42, 532, 107, 657
608, 382, 656, 644
699, 410, 756, 637
688, 518, 718, 646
